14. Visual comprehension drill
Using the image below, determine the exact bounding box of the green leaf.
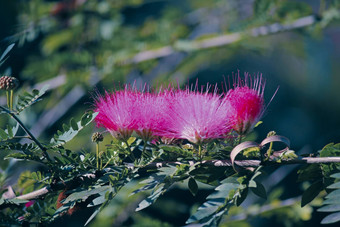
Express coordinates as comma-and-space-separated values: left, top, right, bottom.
81, 111, 96, 126
1, 142, 37, 156
88, 195, 107, 207
318, 204, 340, 212
188, 178, 198, 196
159, 145, 183, 153
323, 199, 340, 205
84, 207, 101, 226
0, 43, 15, 66
207, 177, 239, 200
87, 190, 112, 208
0, 123, 19, 142
249, 180, 267, 199
235, 187, 248, 206
186, 200, 221, 224
134, 167, 178, 211
328, 182, 340, 189
0, 129, 8, 140
321, 212, 340, 224
320, 143, 340, 157
297, 164, 323, 182
127, 137, 136, 145
132, 167, 176, 196
0, 198, 29, 207
6, 125, 13, 138
49, 112, 98, 148
186, 176, 240, 225
70, 118, 79, 130
15, 85, 50, 114
63, 186, 111, 204
5, 153, 29, 159
325, 189, 340, 200
136, 186, 165, 211
62, 123, 70, 132
330, 173, 340, 179
301, 180, 324, 207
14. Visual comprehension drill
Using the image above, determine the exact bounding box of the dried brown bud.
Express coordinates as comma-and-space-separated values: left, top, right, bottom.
0, 76, 19, 90
92, 132, 104, 143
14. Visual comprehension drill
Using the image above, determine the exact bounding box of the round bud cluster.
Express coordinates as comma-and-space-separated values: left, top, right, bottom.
0, 76, 19, 91
92, 132, 104, 143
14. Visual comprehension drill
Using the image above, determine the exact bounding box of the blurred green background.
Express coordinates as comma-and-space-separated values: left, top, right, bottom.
0, 0, 339, 226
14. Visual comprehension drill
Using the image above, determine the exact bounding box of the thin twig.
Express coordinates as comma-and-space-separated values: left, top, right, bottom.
12, 136, 32, 139
0, 105, 51, 162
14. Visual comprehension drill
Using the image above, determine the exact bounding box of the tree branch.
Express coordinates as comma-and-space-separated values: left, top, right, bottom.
123, 15, 316, 64
2, 156, 340, 203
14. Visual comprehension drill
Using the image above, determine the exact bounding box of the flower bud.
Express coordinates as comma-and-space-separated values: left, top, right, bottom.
92, 132, 104, 143
0, 76, 19, 91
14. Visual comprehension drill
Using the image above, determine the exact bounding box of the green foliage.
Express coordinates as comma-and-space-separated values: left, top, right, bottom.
318, 171, 340, 224
15, 85, 50, 114
17, 171, 47, 194
297, 164, 323, 183
0, 123, 19, 142
133, 166, 179, 211
188, 177, 198, 196
249, 170, 267, 199
49, 111, 98, 148
296, 143, 340, 210
186, 176, 241, 226
2, 143, 40, 162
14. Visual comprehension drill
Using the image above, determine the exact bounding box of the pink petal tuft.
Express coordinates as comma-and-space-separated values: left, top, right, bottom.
160, 88, 232, 144
224, 73, 265, 134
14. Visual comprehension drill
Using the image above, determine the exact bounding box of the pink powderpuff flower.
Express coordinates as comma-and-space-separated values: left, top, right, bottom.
161, 87, 232, 144
94, 86, 138, 141
94, 85, 171, 142
224, 72, 268, 135
132, 90, 170, 141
